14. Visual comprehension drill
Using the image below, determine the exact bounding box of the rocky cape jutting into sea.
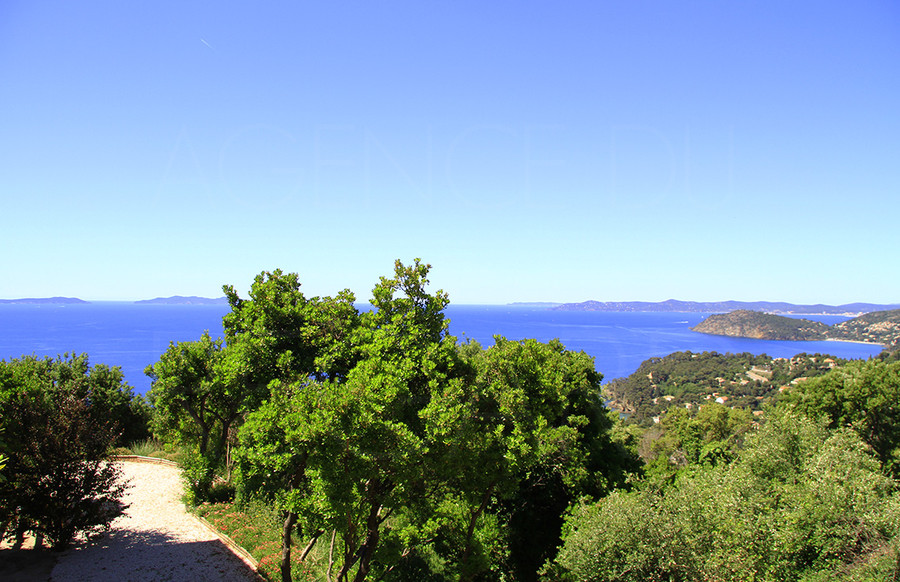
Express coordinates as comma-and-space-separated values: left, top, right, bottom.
691, 309, 900, 347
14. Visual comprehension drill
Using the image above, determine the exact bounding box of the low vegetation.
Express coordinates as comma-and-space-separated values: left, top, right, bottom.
112, 437, 184, 464
552, 409, 900, 582
194, 501, 294, 581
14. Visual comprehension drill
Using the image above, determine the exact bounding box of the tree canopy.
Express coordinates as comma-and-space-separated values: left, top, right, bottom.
779, 358, 900, 479
232, 260, 636, 581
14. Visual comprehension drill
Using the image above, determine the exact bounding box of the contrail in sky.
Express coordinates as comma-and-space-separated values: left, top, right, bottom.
200, 38, 213, 49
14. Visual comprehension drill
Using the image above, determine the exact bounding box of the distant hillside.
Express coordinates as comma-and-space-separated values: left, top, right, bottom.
692, 310, 830, 340
604, 351, 847, 422
134, 296, 228, 305
553, 299, 899, 315
0, 297, 89, 305
692, 309, 900, 347
832, 309, 900, 347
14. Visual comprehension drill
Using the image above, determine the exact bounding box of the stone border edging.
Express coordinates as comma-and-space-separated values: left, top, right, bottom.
192, 513, 265, 579
112, 456, 267, 581
110, 454, 180, 466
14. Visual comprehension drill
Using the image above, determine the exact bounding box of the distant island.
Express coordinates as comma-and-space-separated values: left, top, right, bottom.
692, 308, 900, 347
134, 296, 228, 305
0, 297, 89, 305
552, 299, 900, 315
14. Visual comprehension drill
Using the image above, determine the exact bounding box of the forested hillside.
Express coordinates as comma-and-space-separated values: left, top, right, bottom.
603, 350, 844, 422
691, 310, 830, 340
833, 308, 900, 346
566, 357, 900, 582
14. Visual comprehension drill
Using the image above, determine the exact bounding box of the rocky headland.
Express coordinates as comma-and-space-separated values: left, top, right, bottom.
692, 309, 900, 347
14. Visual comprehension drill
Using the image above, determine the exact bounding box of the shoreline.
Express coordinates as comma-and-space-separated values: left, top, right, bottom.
824, 337, 886, 347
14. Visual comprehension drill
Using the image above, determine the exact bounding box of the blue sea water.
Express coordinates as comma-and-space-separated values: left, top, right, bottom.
0, 303, 885, 395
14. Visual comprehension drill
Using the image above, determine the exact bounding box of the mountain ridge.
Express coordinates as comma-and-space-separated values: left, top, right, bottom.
553, 299, 900, 315
0, 297, 89, 305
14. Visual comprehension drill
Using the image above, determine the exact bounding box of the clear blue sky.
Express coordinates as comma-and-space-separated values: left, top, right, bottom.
2, 1, 898, 304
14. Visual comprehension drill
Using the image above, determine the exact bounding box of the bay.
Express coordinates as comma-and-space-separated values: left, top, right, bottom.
0, 303, 885, 395
444, 306, 884, 382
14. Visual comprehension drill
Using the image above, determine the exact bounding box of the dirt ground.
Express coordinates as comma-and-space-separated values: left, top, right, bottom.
0, 545, 59, 582
1, 460, 261, 582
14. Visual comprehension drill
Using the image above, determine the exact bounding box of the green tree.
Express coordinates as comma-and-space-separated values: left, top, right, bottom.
236, 380, 324, 582
0, 353, 148, 447
641, 403, 751, 485
780, 358, 900, 478
237, 259, 454, 582
419, 336, 637, 581
149, 270, 364, 504
236, 260, 637, 582
0, 355, 130, 550
221, 269, 361, 390
146, 331, 235, 499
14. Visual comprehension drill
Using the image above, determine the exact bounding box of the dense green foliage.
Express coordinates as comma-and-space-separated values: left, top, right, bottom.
635, 403, 752, 482
146, 331, 236, 500
142, 260, 639, 581
146, 270, 363, 502
54, 262, 888, 581
552, 409, 900, 582
552, 357, 900, 581
780, 358, 900, 479
0, 354, 138, 550
231, 261, 637, 582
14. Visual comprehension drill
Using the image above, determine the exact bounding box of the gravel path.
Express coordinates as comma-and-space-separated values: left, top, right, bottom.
49, 460, 262, 582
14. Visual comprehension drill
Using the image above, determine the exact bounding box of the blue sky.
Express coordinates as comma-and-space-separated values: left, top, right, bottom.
2, 1, 898, 304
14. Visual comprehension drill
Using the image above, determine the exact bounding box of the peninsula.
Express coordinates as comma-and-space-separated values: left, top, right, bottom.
692, 309, 900, 347
134, 296, 228, 305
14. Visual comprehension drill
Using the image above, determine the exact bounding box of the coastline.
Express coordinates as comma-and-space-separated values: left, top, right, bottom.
824, 337, 886, 347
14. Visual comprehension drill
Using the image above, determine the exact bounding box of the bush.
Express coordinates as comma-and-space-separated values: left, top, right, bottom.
181, 449, 217, 506
552, 411, 900, 581
0, 392, 129, 550
0, 355, 133, 550
124, 438, 164, 457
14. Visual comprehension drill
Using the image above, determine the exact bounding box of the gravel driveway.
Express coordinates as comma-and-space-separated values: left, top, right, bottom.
48, 460, 262, 582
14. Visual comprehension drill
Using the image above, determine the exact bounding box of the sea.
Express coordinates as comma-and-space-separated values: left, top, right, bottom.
0, 303, 885, 396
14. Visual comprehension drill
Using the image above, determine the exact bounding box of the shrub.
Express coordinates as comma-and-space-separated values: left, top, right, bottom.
552, 411, 900, 581
0, 392, 128, 550
0, 355, 133, 550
